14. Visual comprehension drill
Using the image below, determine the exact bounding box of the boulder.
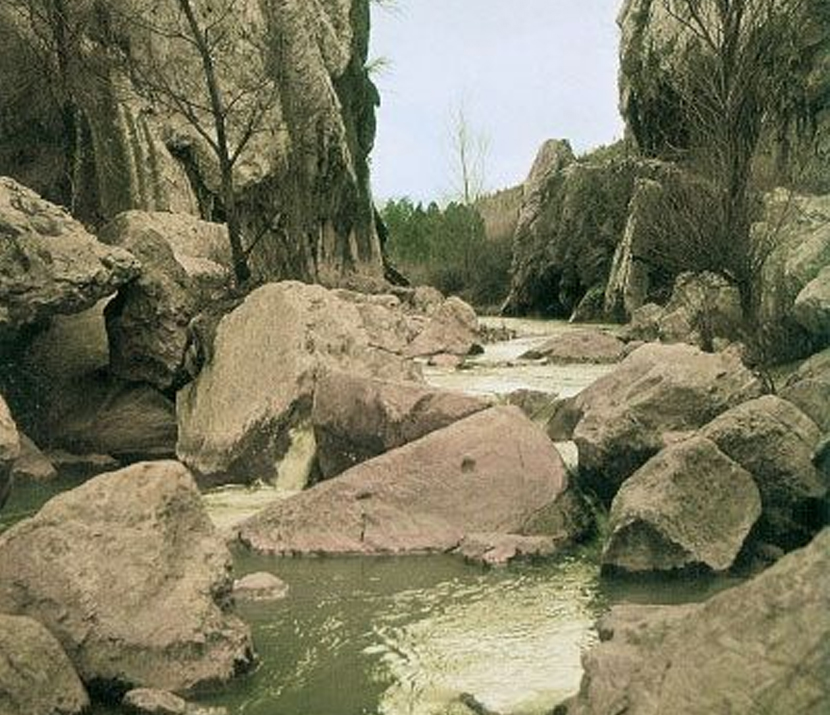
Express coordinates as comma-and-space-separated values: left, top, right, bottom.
312, 371, 489, 479
0, 177, 139, 336
123, 689, 188, 715
700, 395, 828, 548
0, 461, 254, 693
238, 406, 569, 555
658, 271, 743, 348
0, 613, 89, 715
570, 343, 763, 502
177, 281, 420, 484
620, 302, 663, 342
50, 375, 177, 460
619, 273, 744, 350
101, 212, 219, 391
455, 533, 563, 567
503, 389, 560, 423
793, 265, 830, 342
12, 433, 57, 481
780, 347, 830, 431
756, 191, 830, 360
232, 572, 289, 602
520, 329, 625, 364
559, 529, 830, 715
0, 394, 20, 508
602, 437, 761, 573
404, 296, 480, 358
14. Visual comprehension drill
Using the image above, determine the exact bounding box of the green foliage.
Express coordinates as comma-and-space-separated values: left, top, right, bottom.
380, 198, 511, 308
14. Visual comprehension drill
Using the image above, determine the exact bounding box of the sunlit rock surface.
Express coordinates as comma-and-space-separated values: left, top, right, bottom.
238, 406, 570, 555
0, 613, 89, 715
0, 461, 254, 693
561, 529, 830, 715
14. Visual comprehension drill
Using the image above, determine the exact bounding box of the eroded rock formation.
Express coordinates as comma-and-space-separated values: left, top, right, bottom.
0, 0, 384, 285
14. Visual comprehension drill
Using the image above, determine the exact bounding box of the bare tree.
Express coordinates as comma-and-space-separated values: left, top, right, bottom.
450, 104, 489, 207
657, 0, 825, 311
115, 0, 279, 286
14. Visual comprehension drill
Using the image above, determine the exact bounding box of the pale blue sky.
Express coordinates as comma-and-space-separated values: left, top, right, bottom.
369, 1, 625, 203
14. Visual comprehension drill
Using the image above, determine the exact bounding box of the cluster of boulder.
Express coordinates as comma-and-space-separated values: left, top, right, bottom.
0, 176, 501, 711
546, 340, 828, 574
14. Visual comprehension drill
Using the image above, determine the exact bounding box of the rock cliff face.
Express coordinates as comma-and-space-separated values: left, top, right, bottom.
502, 141, 659, 318
617, 0, 830, 166
0, 0, 383, 285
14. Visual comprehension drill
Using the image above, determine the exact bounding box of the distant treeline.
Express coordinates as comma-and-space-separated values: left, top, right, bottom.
380, 197, 515, 310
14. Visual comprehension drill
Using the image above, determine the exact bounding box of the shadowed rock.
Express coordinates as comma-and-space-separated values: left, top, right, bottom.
0, 394, 20, 509
602, 437, 761, 573
313, 371, 489, 479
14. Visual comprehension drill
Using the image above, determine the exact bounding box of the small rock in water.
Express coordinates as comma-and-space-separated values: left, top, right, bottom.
455, 532, 562, 566
12, 435, 57, 481
123, 689, 186, 715
233, 572, 289, 601
428, 353, 464, 369
123, 689, 228, 715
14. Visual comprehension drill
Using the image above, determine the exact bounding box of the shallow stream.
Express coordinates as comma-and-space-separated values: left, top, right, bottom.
2, 319, 739, 714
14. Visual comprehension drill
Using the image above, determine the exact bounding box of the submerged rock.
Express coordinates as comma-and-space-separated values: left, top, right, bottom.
122, 688, 229, 715
0, 177, 138, 335
568, 342, 763, 503
176, 281, 420, 484
560, 529, 830, 714
700, 395, 828, 548
455, 533, 563, 567
602, 437, 761, 573
0, 461, 254, 693
0, 613, 89, 715
238, 406, 569, 555
232, 572, 289, 602
312, 371, 489, 479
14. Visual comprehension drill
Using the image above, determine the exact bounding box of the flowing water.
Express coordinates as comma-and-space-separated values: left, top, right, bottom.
3, 318, 739, 714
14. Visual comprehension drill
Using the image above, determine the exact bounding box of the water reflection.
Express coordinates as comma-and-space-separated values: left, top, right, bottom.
199, 554, 604, 715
